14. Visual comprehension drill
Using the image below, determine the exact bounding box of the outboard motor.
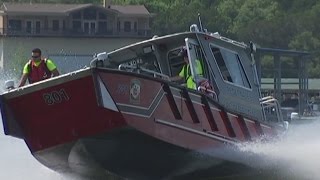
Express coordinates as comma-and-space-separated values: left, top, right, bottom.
5, 80, 15, 90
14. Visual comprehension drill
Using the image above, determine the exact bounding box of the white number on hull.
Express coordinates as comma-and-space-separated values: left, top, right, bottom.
43, 89, 70, 105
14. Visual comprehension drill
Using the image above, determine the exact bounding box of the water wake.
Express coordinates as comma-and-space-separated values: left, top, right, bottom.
237, 120, 320, 180
0, 71, 64, 180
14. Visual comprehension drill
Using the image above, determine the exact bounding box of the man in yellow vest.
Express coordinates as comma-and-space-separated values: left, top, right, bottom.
170, 49, 203, 89
18, 48, 60, 87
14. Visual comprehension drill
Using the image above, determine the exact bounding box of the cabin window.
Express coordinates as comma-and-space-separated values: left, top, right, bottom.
168, 48, 185, 77
52, 20, 59, 31
8, 20, 22, 31
168, 46, 208, 79
210, 45, 251, 89
124, 21, 131, 32
118, 46, 160, 76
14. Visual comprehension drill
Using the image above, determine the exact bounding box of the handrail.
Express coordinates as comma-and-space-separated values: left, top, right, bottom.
118, 64, 136, 70
90, 58, 98, 67
198, 85, 217, 100
260, 96, 274, 101
260, 96, 283, 123
118, 64, 170, 80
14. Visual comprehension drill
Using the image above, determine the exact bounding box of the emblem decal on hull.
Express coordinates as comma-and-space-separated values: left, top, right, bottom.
130, 79, 141, 104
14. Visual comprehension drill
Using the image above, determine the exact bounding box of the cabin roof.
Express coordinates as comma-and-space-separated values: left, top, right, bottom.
108, 31, 248, 57
108, 32, 194, 55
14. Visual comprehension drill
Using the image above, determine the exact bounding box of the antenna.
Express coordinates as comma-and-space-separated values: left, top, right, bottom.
198, 13, 204, 32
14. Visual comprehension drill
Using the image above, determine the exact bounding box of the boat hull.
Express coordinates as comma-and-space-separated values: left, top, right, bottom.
1, 67, 284, 179
0, 68, 125, 153
33, 126, 254, 180
96, 68, 281, 149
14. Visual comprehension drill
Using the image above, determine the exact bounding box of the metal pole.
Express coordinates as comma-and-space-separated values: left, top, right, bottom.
198, 13, 204, 32
255, 53, 262, 86
273, 54, 281, 102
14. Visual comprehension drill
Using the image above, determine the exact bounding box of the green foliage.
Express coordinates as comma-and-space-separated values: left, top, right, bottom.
1, 0, 320, 77
110, 0, 320, 77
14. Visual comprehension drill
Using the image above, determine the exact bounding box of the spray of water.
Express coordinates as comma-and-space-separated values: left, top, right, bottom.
0, 70, 65, 180
236, 121, 320, 180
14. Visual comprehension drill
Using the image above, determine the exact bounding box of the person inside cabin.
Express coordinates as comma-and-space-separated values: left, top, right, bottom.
18, 48, 60, 87
170, 48, 203, 90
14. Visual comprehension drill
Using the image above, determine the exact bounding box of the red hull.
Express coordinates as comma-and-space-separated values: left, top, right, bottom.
1, 69, 125, 152
97, 69, 281, 150
0, 68, 284, 179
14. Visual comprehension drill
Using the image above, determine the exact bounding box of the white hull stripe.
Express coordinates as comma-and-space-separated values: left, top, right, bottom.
117, 91, 166, 118
155, 119, 237, 144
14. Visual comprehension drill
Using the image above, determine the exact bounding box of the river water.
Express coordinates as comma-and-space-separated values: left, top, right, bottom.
0, 71, 319, 180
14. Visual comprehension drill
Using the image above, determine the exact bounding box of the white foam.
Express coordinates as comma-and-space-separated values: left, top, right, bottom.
236, 120, 320, 179
0, 71, 63, 180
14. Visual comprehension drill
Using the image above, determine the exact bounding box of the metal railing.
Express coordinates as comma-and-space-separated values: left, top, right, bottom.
118, 64, 169, 80
0, 28, 152, 38
260, 96, 284, 122
197, 85, 217, 100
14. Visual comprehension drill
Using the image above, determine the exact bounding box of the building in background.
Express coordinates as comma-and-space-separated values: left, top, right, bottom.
0, 2, 154, 73
0, 2, 152, 37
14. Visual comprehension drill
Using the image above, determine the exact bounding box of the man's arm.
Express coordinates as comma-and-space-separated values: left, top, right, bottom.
170, 64, 186, 82
46, 59, 60, 77
18, 62, 30, 87
169, 75, 183, 81
51, 69, 59, 77
18, 74, 28, 87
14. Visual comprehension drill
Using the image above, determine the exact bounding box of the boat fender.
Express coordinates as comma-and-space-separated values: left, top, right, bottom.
5, 80, 14, 90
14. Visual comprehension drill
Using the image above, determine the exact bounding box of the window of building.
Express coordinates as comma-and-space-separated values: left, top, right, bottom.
117, 21, 120, 31
210, 45, 251, 89
72, 21, 81, 32
52, 20, 59, 31
98, 21, 107, 34
8, 20, 22, 31
134, 22, 137, 32
83, 9, 97, 20
35, 21, 41, 34
72, 12, 81, 19
99, 12, 107, 20
26, 21, 32, 33
63, 20, 66, 30
124, 21, 131, 32
44, 20, 48, 29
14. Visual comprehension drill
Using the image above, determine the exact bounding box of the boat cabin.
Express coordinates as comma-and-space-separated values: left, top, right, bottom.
97, 26, 283, 125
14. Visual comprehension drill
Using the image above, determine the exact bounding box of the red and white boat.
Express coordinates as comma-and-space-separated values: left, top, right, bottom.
0, 25, 287, 179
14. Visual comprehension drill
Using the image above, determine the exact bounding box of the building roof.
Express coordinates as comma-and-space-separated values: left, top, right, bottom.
0, 3, 151, 16
1, 3, 91, 14
110, 5, 150, 15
